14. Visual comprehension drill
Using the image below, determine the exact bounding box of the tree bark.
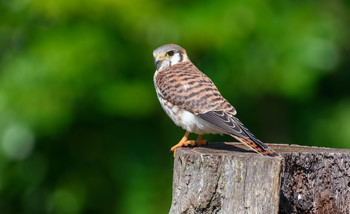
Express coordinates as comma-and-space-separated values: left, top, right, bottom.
169, 142, 282, 214
279, 144, 350, 214
169, 142, 350, 214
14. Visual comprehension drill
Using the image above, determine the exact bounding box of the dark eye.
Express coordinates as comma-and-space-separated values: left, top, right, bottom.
166, 51, 174, 57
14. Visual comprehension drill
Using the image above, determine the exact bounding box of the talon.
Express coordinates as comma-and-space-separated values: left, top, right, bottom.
185, 140, 196, 147
171, 131, 191, 157
170, 133, 208, 157
196, 135, 207, 146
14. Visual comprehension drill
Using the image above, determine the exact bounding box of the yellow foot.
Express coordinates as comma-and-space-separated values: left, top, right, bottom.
171, 133, 208, 157
196, 135, 207, 146
171, 140, 196, 157
171, 140, 196, 152
171, 131, 196, 157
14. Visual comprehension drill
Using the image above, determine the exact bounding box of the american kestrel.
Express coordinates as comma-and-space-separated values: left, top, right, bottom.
153, 44, 280, 158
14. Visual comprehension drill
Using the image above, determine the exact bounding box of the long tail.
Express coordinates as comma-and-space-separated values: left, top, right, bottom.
231, 117, 280, 157
231, 135, 280, 157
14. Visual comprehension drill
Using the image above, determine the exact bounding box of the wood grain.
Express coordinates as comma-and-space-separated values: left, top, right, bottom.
169, 143, 350, 214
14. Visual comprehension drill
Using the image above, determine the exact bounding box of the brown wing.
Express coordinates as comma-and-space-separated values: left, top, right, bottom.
155, 62, 280, 157
155, 62, 236, 116
155, 62, 251, 139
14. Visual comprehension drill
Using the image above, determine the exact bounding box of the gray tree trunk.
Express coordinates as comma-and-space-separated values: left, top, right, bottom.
169, 142, 350, 214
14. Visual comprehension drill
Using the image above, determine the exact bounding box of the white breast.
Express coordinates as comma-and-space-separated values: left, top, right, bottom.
154, 69, 223, 135
156, 89, 224, 135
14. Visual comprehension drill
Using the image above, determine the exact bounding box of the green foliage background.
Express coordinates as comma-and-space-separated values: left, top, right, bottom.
0, 0, 349, 213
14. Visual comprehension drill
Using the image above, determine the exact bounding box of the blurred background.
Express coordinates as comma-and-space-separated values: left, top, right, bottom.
0, 0, 349, 213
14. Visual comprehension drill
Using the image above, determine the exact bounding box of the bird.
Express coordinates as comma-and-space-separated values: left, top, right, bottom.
153, 44, 280, 158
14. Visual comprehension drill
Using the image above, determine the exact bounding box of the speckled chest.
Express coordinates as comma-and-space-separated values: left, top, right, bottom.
154, 69, 223, 135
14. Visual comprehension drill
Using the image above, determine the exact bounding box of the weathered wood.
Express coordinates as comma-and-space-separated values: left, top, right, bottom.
169, 143, 350, 214
169, 142, 283, 214
278, 144, 350, 214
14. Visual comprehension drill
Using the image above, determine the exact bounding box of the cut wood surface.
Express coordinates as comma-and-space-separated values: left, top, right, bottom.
169, 143, 350, 214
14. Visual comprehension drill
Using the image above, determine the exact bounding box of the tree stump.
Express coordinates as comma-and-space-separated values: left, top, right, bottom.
169, 142, 350, 214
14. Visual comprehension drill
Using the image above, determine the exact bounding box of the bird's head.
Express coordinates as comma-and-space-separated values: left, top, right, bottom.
153, 44, 189, 70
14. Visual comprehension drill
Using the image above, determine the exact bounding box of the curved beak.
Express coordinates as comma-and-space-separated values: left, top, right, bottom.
155, 55, 164, 70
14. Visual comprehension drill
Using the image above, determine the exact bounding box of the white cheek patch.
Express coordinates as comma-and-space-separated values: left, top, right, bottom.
170, 53, 182, 66
162, 60, 171, 67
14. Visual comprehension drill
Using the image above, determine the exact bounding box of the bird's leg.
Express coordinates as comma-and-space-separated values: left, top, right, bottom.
171, 131, 196, 157
196, 134, 207, 146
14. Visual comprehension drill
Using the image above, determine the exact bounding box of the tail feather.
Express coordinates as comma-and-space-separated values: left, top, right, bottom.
228, 116, 280, 157
232, 135, 280, 157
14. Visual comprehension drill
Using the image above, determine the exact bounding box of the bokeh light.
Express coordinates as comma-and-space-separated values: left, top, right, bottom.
0, 0, 349, 213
